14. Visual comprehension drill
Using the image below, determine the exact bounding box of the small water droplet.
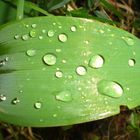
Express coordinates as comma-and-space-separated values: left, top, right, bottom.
128, 59, 135, 67
43, 54, 56, 66
76, 66, 87, 76
26, 49, 36, 57
55, 90, 72, 102
97, 80, 123, 98
19, 90, 23, 93
56, 49, 61, 53
29, 30, 36, 38
31, 24, 37, 28
62, 59, 66, 63
34, 101, 42, 109
53, 114, 57, 117
0, 60, 6, 67
70, 26, 77, 32
22, 35, 29, 41
14, 35, 20, 40
89, 55, 104, 69
0, 94, 6, 101
55, 71, 63, 78
25, 24, 29, 28
53, 22, 56, 26
58, 34, 68, 42
12, 98, 20, 104
42, 29, 46, 33
122, 36, 134, 46
38, 36, 43, 40
47, 30, 54, 37
84, 40, 89, 44
5, 57, 9, 62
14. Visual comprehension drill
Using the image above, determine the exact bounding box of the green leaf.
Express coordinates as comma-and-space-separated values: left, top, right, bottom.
47, 0, 71, 11
0, 16, 140, 127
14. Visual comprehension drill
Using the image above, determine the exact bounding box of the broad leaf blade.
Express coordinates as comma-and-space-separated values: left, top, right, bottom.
0, 16, 140, 127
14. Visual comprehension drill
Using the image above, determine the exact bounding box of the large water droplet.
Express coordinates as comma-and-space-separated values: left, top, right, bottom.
55, 90, 72, 102
70, 26, 77, 32
12, 98, 20, 104
128, 59, 135, 67
34, 101, 42, 109
43, 54, 56, 66
29, 30, 36, 38
0, 94, 6, 101
97, 80, 123, 98
122, 36, 134, 46
55, 71, 63, 78
58, 34, 68, 42
22, 35, 29, 41
76, 66, 87, 76
26, 49, 36, 57
47, 30, 54, 37
89, 55, 104, 69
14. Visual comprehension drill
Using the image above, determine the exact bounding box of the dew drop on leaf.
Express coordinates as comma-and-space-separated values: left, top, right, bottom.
34, 102, 42, 109
55, 90, 72, 102
43, 54, 56, 66
70, 26, 77, 32
128, 59, 135, 67
55, 71, 63, 78
12, 98, 20, 104
76, 66, 87, 76
29, 30, 36, 38
22, 35, 29, 41
122, 36, 134, 46
58, 34, 68, 42
31, 24, 37, 28
97, 80, 123, 98
14, 35, 20, 40
0, 94, 6, 101
47, 30, 54, 37
26, 49, 36, 57
39, 36, 43, 40
89, 55, 104, 69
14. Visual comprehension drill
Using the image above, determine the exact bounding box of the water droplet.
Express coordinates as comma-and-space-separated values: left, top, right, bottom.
55, 71, 63, 78
47, 30, 54, 37
122, 36, 134, 46
14, 35, 20, 40
31, 24, 37, 28
58, 34, 68, 42
26, 49, 36, 57
62, 59, 66, 63
34, 101, 42, 109
25, 24, 29, 28
128, 59, 135, 67
84, 40, 89, 44
22, 35, 29, 41
38, 36, 43, 40
12, 98, 20, 104
56, 49, 61, 53
29, 30, 36, 38
76, 66, 87, 76
0, 94, 6, 101
89, 55, 104, 69
97, 80, 123, 98
55, 90, 72, 102
19, 90, 23, 93
5, 57, 9, 62
53, 22, 56, 26
70, 26, 77, 32
53, 114, 57, 117
43, 54, 56, 66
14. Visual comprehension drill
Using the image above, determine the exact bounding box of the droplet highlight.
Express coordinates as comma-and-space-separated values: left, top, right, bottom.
70, 26, 77, 32
47, 30, 54, 37
89, 55, 104, 69
43, 54, 56, 66
22, 35, 29, 41
0, 94, 6, 101
29, 30, 36, 38
55, 71, 63, 78
97, 80, 123, 98
58, 34, 68, 42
